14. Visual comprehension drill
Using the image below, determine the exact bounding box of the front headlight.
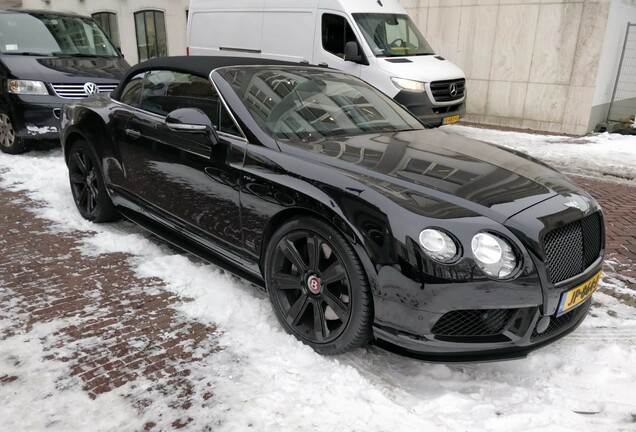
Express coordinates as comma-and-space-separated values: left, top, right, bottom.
471, 233, 517, 278
8, 80, 49, 95
419, 228, 458, 263
391, 77, 426, 92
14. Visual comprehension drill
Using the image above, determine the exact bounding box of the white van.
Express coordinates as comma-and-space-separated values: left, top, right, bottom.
187, 0, 466, 127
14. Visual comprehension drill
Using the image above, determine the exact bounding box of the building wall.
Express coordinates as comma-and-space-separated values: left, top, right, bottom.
589, 0, 636, 128
400, 0, 612, 135
18, 0, 190, 64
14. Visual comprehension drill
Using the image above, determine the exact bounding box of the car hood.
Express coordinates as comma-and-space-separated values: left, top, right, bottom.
280, 129, 586, 223
376, 55, 464, 82
1, 54, 129, 83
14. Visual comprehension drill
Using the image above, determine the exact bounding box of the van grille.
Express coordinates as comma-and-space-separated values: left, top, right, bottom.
51, 83, 118, 99
543, 212, 603, 284
430, 79, 465, 102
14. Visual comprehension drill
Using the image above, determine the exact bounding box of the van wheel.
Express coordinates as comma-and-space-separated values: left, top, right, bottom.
0, 112, 27, 154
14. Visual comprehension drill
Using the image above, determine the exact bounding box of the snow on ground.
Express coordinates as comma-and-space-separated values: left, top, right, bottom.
1, 127, 636, 431
447, 125, 636, 183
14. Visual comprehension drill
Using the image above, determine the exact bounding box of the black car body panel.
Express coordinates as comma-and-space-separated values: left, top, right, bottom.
60, 56, 605, 360
0, 10, 129, 143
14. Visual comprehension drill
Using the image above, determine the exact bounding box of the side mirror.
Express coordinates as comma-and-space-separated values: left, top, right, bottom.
344, 41, 362, 63
165, 108, 219, 145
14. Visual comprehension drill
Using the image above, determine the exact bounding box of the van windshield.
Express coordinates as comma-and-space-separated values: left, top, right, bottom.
353, 13, 434, 58
218, 67, 423, 143
0, 12, 119, 57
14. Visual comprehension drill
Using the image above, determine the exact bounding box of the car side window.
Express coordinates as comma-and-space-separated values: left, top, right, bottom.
137, 70, 242, 137
140, 70, 219, 120
119, 72, 145, 107
322, 13, 359, 59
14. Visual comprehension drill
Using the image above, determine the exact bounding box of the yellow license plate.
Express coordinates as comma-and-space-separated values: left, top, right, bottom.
443, 115, 460, 125
557, 271, 601, 316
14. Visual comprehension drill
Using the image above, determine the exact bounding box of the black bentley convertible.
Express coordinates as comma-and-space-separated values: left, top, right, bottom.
61, 57, 604, 360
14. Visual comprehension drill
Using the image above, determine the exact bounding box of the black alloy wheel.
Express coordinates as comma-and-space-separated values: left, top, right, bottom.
67, 140, 119, 222
265, 217, 373, 354
0, 111, 27, 154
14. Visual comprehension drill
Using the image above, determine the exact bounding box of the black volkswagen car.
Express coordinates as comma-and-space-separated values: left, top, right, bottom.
60, 57, 604, 360
0, 9, 129, 154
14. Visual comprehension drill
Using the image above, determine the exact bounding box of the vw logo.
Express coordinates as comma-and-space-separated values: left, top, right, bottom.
449, 83, 458, 97
83, 82, 99, 96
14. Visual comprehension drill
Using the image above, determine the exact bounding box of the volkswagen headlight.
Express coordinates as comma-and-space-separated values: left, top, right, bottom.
471, 233, 517, 278
8, 80, 49, 95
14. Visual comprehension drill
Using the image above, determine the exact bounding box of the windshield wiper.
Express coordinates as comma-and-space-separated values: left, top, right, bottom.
53, 52, 117, 58
2, 51, 53, 56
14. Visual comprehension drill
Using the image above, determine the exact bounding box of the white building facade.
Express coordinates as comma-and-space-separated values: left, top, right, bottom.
3, 0, 636, 135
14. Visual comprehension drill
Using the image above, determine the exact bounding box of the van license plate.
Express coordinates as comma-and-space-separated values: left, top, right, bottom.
443, 115, 460, 125
556, 271, 601, 316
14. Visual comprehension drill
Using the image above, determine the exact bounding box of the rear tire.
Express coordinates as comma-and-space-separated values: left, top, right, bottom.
264, 216, 373, 355
0, 111, 28, 155
67, 140, 119, 222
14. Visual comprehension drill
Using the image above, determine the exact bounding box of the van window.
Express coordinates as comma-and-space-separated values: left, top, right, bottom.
0, 12, 119, 56
321, 14, 360, 59
353, 13, 434, 58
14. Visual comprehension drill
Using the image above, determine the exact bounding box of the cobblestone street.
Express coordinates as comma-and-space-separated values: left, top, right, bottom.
0, 169, 634, 430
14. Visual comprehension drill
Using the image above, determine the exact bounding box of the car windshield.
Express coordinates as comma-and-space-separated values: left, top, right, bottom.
353, 13, 434, 58
217, 67, 424, 142
0, 12, 118, 57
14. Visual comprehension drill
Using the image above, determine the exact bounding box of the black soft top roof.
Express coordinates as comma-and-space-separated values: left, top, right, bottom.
111, 56, 302, 100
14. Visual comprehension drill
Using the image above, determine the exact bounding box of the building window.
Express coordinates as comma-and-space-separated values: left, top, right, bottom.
91, 12, 120, 48
134, 10, 167, 62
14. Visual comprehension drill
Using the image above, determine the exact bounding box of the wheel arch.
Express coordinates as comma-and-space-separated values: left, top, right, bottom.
259, 205, 380, 298
62, 109, 111, 162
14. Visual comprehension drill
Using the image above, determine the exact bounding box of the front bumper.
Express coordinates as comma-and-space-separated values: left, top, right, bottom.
393, 89, 465, 127
6, 94, 65, 140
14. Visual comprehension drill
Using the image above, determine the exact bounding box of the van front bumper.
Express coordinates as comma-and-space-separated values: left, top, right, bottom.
6, 94, 64, 141
394, 90, 465, 128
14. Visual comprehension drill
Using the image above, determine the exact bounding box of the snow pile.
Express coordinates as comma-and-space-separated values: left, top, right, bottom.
1, 133, 635, 431
448, 125, 636, 183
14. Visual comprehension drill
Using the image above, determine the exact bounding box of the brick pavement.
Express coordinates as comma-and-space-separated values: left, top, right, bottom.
0, 172, 634, 430
0, 187, 219, 430
571, 175, 636, 290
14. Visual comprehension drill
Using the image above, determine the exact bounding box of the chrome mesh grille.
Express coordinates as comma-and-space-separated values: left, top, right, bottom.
543, 212, 602, 284
51, 83, 118, 99
430, 79, 465, 102
431, 309, 515, 337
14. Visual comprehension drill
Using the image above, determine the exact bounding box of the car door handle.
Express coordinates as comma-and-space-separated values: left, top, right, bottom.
125, 128, 141, 139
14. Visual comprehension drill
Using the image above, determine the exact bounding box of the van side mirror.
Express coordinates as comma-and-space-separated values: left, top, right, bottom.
344, 41, 362, 63
165, 108, 219, 145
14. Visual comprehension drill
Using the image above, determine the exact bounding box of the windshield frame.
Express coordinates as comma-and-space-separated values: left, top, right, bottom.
0, 12, 120, 57
352, 13, 435, 58
215, 65, 424, 144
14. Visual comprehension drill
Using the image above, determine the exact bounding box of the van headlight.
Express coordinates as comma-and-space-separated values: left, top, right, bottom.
419, 228, 458, 263
391, 77, 425, 92
471, 233, 517, 278
8, 80, 49, 95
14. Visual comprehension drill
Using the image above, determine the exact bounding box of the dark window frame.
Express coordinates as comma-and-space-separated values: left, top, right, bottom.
134, 9, 168, 62
321, 13, 361, 60
91, 11, 120, 48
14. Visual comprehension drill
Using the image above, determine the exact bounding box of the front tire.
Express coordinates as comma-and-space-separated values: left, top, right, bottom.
67, 140, 119, 222
264, 217, 373, 354
0, 111, 27, 154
